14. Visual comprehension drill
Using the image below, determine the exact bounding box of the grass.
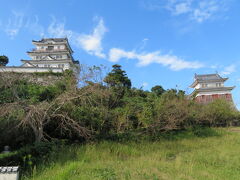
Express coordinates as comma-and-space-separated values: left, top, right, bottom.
23, 128, 240, 180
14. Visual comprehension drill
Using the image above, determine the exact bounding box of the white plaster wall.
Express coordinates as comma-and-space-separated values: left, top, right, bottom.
36, 45, 46, 50
0, 67, 63, 73
53, 45, 65, 50
205, 82, 223, 88
195, 82, 224, 89
195, 84, 201, 89
64, 63, 70, 70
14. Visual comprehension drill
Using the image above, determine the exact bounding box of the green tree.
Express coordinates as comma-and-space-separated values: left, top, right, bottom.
0, 55, 9, 66
177, 90, 185, 99
151, 85, 165, 96
104, 64, 131, 89
201, 99, 238, 126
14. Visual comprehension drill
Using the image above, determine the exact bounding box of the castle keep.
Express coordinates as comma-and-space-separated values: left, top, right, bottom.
0, 38, 79, 73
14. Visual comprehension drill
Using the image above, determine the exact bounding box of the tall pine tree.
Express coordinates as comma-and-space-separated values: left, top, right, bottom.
104, 64, 131, 89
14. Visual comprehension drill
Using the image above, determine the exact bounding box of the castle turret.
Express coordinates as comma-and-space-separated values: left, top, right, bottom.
190, 73, 235, 103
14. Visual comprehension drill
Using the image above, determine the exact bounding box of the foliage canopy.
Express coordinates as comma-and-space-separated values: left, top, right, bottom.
0, 55, 9, 66
104, 64, 131, 89
0, 64, 238, 150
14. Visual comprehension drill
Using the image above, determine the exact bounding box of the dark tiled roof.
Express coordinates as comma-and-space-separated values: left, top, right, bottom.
32, 38, 67, 43
195, 73, 223, 81
0, 166, 19, 173
32, 38, 74, 53
190, 73, 228, 88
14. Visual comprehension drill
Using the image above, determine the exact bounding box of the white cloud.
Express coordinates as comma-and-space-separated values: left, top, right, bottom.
4, 11, 24, 38
191, 1, 221, 23
109, 48, 135, 62
135, 38, 149, 51
48, 18, 73, 38
167, 0, 192, 15
25, 16, 45, 37
140, 0, 164, 11
76, 18, 107, 58
143, 0, 230, 23
1, 11, 46, 38
210, 64, 218, 69
142, 82, 148, 88
109, 48, 203, 71
220, 65, 236, 75
175, 3, 191, 15
47, 17, 107, 58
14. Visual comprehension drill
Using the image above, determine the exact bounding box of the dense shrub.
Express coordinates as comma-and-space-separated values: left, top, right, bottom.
0, 65, 239, 151
0, 117, 33, 149
200, 99, 238, 126
0, 141, 64, 176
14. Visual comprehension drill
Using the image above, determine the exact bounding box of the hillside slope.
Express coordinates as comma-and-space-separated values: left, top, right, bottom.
23, 128, 240, 180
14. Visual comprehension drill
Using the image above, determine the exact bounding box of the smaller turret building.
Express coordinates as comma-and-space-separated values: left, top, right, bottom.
190, 73, 235, 104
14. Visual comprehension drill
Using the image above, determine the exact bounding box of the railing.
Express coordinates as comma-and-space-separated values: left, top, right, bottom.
30, 48, 67, 52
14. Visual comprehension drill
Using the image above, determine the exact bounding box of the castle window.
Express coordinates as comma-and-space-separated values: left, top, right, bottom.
36, 56, 42, 59
202, 84, 208, 88
47, 46, 54, 50
56, 55, 62, 59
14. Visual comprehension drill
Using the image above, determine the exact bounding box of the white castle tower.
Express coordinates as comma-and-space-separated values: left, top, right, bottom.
0, 38, 79, 73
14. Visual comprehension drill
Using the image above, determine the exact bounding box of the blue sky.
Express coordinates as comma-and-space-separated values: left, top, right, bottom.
1, 0, 240, 107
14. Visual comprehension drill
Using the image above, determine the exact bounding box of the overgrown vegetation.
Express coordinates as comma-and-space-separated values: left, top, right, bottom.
22, 128, 240, 180
0, 64, 239, 177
